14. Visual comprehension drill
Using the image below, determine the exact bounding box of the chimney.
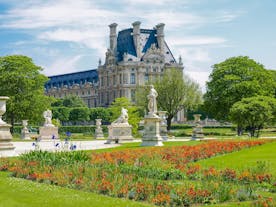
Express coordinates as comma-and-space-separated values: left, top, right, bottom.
156, 23, 165, 53
132, 21, 141, 59
109, 23, 118, 54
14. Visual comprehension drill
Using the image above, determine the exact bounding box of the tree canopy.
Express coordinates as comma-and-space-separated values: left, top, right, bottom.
52, 95, 86, 108
204, 56, 275, 121
0, 55, 52, 128
230, 96, 276, 137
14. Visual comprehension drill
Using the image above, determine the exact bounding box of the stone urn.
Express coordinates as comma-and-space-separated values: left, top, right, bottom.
193, 114, 201, 123
0, 96, 15, 155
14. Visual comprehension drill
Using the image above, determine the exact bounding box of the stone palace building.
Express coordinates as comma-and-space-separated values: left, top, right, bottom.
45, 21, 185, 121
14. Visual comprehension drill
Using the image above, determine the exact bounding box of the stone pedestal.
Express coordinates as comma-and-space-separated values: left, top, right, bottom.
158, 111, 168, 141
21, 130, 31, 140
106, 123, 133, 144
0, 124, 15, 155
21, 120, 31, 140
192, 124, 204, 139
192, 114, 204, 139
94, 119, 104, 139
39, 126, 59, 140
0, 96, 15, 156
141, 115, 163, 146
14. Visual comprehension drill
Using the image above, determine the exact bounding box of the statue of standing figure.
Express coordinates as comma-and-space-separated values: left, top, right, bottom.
147, 85, 158, 116
43, 109, 54, 127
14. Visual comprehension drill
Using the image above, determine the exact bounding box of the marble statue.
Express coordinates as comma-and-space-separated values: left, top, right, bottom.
106, 107, 133, 143
113, 107, 128, 124
43, 109, 54, 127
39, 109, 59, 139
147, 85, 158, 116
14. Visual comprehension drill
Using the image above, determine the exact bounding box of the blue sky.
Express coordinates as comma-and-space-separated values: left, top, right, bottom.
0, 0, 275, 90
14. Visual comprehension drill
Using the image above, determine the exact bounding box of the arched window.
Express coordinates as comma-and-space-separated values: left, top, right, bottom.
130, 73, 136, 84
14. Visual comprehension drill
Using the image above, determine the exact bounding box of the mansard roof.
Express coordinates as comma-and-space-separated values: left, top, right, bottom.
116, 28, 176, 63
45, 69, 98, 89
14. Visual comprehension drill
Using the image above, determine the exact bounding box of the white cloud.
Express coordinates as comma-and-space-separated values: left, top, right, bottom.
178, 47, 211, 62
168, 36, 227, 46
43, 55, 82, 76
1, 0, 122, 29
185, 70, 210, 92
123, 0, 172, 6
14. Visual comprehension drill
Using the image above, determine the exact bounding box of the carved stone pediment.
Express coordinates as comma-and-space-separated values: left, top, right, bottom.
83, 82, 92, 88
61, 85, 68, 90
72, 84, 80, 89
142, 44, 165, 63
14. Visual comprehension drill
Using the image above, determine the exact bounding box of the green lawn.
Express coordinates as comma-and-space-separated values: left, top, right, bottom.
0, 171, 153, 207
198, 141, 276, 175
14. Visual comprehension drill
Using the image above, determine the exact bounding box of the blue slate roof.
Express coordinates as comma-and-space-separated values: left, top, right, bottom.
116, 28, 158, 61
45, 69, 98, 89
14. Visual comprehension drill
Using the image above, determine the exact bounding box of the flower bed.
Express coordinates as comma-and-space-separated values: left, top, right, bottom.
0, 140, 275, 206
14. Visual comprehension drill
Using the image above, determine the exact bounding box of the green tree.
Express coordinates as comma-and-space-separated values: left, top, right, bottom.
230, 96, 276, 137
204, 56, 275, 124
69, 107, 90, 123
89, 107, 111, 123
269, 70, 276, 97
52, 95, 86, 108
109, 97, 143, 137
137, 68, 202, 130
52, 107, 71, 122
0, 55, 52, 130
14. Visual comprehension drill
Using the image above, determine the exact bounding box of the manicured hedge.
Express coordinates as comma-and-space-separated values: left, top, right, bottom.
170, 124, 235, 130
61, 125, 108, 134
13, 125, 108, 134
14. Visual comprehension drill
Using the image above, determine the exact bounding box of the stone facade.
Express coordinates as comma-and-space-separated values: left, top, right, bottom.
45, 22, 183, 111
45, 70, 98, 107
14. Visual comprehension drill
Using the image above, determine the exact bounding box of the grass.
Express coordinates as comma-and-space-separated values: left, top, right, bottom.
198, 141, 276, 175
171, 127, 276, 138
0, 171, 153, 207
92, 140, 201, 153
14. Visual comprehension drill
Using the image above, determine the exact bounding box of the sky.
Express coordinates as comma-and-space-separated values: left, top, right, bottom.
0, 0, 276, 91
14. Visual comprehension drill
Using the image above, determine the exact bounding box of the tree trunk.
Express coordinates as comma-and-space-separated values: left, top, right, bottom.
250, 127, 255, 138
10, 113, 14, 134
237, 125, 243, 136
166, 115, 173, 132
